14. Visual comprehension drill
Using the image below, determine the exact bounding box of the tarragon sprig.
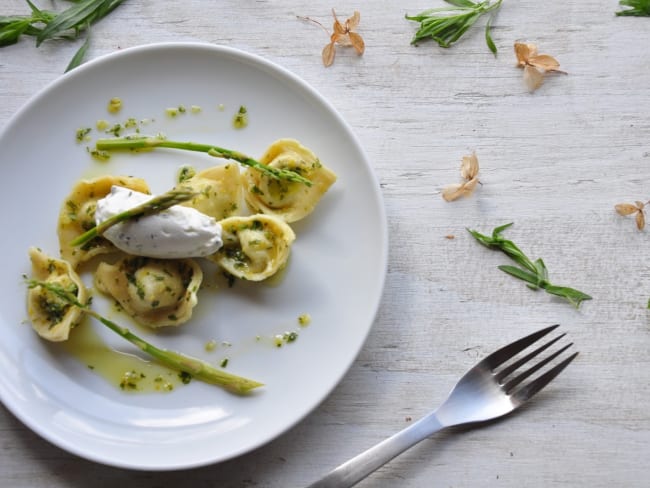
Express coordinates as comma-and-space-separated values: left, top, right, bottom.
467, 223, 592, 308
95, 136, 313, 187
616, 0, 650, 16
1, 0, 125, 71
405, 0, 503, 54
26, 279, 263, 394
70, 186, 197, 247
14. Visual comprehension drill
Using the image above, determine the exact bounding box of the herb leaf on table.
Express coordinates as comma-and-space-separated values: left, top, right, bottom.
616, 0, 650, 16
0, 0, 125, 70
405, 0, 503, 54
467, 223, 592, 308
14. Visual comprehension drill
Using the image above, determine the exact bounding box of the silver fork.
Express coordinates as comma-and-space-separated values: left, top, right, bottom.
308, 324, 578, 488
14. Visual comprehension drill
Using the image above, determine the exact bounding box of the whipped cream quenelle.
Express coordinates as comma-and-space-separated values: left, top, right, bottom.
95, 186, 223, 259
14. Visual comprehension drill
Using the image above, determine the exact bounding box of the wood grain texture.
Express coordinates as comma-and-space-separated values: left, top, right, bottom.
1, 0, 649, 486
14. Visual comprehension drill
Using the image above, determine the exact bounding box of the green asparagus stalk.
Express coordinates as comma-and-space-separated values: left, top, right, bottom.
95, 136, 313, 187
71, 187, 197, 247
26, 279, 264, 394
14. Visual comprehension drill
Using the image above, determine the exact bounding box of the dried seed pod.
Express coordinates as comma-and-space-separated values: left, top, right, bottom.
615, 200, 648, 230
300, 9, 365, 67
442, 153, 481, 202
636, 210, 646, 230
615, 203, 639, 216
515, 41, 565, 92
460, 153, 479, 180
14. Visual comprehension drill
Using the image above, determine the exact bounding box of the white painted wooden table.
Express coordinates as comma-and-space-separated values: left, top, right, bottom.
2, 1, 649, 486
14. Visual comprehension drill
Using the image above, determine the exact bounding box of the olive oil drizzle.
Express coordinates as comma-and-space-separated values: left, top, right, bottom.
62, 322, 184, 393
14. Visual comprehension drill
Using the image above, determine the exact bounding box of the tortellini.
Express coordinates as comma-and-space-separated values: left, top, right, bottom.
243, 139, 337, 223
210, 215, 295, 281
58, 175, 150, 269
178, 163, 243, 221
94, 256, 203, 328
27, 247, 89, 342
31, 138, 335, 336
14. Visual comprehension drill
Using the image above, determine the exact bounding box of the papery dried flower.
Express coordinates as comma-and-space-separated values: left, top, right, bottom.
515, 42, 565, 92
442, 152, 481, 202
460, 152, 479, 180
299, 9, 365, 67
442, 179, 479, 202
615, 200, 648, 230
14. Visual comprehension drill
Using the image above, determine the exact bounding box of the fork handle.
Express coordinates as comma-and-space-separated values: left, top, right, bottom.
307, 411, 444, 488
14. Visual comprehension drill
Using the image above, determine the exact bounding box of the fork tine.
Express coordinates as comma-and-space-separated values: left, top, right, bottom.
482, 324, 560, 370
503, 342, 573, 393
510, 351, 579, 404
495, 333, 566, 384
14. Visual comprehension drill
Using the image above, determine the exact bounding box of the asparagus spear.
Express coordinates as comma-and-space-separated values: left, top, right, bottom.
71, 187, 197, 247
26, 279, 264, 394
95, 136, 313, 187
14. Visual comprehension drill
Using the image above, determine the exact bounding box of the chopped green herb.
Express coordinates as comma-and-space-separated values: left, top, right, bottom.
298, 313, 311, 326
284, 331, 298, 343
88, 148, 110, 162
107, 123, 123, 137
232, 105, 248, 129
120, 370, 143, 390
76, 127, 92, 142
177, 165, 196, 183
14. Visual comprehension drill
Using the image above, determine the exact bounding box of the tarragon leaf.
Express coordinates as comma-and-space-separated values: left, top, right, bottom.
36, 0, 124, 45
498, 265, 540, 288
616, 0, 650, 16
485, 13, 497, 55
445, 0, 478, 7
544, 285, 592, 308
65, 27, 90, 72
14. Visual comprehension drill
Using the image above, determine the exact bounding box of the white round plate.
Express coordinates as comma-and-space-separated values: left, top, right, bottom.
0, 43, 387, 470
